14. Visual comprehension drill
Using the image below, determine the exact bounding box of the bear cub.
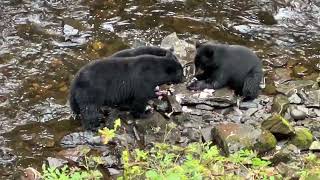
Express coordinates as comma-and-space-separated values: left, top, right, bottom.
69, 49, 183, 130
187, 42, 263, 100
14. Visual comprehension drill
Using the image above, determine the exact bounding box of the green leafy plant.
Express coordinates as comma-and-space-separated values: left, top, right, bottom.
98, 118, 121, 144
41, 164, 102, 180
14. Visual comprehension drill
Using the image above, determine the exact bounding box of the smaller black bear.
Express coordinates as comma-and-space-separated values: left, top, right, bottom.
187, 42, 263, 100
69, 50, 183, 130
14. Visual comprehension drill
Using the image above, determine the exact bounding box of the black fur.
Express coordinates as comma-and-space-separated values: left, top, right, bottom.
187, 42, 263, 100
70, 51, 183, 130
111, 46, 173, 58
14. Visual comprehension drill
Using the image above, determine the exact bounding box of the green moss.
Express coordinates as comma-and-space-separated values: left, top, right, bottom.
290, 127, 313, 150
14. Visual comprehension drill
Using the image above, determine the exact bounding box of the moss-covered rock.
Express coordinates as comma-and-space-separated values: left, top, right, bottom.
261, 113, 294, 137
255, 130, 277, 154
211, 123, 277, 155
289, 127, 313, 150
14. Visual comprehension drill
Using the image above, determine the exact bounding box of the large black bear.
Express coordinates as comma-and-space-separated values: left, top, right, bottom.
187, 42, 263, 100
69, 50, 183, 130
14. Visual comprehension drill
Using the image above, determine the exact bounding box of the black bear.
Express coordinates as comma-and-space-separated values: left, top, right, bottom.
69, 50, 183, 130
187, 42, 263, 100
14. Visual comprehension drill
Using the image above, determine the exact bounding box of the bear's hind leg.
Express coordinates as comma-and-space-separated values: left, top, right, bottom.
242, 69, 263, 100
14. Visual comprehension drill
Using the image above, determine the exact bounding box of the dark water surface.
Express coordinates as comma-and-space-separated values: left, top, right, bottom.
0, 0, 319, 177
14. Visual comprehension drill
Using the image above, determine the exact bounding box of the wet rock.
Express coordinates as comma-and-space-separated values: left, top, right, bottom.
273, 68, 292, 84
239, 101, 258, 110
58, 145, 91, 162
289, 106, 306, 120
0, 147, 16, 165
261, 113, 294, 136
309, 141, 320, 151
47, 157, 68, 168
114, 134, 135, 147
200, 127, 213, 143
195, 104, 214, 111
272, 94, 289, 115
160, 32, 196, 65
255, 130, 277, 154
288, 93, 302, 104
186, 128, 201, 142
271, 144, 299, 165
276, 80, 315, 96
180, 88, 236, 108
211, 123, 276, 155
108, 168, 121, 176
167, 95, 182, 114
289, 127, 313, 150
276, 162, 300, 179
298, 89, 320, 108
102, 154, 119, 167
293, 65, 308, 77
60, 131, 102, 148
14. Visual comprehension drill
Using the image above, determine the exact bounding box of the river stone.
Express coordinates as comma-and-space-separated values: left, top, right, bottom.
180, 90, 235, 108
60, 131, 101, 148
272, 94, 289, 115
271, 144, 299, 165
309, 141, 320, 151
298, 89, 320, 108
0, 147, 16, 165
47, 157, 68, 168
261, 113, 294, 136
211, 123, 276, 155
195, 104, 214, 111
160, 32, 195, 66
275, 80, 315, 96
58, 145, 90, 163
288, 93, 302, 104
289, 106, 306, 120
273, 68, 292, 84
289, 127, 313, 150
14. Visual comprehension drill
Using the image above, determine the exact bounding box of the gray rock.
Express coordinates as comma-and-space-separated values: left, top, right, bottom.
200, 127, 213, 142
276, 80, 315, 96
0, 147, 16, 165
288, 93, 302, 104
309, 141, 320, 151
108, 168, 121, 176
298, 89, 320, 108
102, 155, 119, 167
261, 113, 294, 136
290, 107, 306, 120
195, 104, 214, 111
47, 157, 68, 168
60, 131, 101, 148
239, 101, 258, 110
211, 123, 276, 155
271, 144, 300, 165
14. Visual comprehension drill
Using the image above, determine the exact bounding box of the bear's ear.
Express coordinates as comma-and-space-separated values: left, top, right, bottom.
195, 41, 201, 48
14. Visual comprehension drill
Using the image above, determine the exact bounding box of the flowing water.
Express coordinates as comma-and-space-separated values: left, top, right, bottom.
0, 0, 319, 178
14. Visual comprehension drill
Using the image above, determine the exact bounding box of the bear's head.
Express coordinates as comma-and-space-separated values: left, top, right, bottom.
194, 41, 217, 72
163, 50, 184, 84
